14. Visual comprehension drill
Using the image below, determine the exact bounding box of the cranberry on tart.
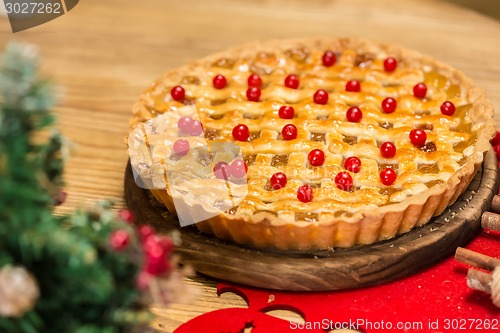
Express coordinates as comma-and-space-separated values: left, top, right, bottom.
128, 38, 495, 250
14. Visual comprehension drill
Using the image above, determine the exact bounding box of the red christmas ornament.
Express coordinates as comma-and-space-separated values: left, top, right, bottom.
380, 142, 397, 158
381, 97, 397, 113
440, 101, 456, 116
413, 83, 427, 99
346, 106, 362, 122
246, 87, 261, 102
409, 129, 427, 147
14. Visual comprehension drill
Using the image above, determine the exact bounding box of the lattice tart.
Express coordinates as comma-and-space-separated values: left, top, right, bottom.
128, 38, 495, 250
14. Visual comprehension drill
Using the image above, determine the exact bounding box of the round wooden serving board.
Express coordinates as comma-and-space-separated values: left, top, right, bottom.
125, 150, 499, 291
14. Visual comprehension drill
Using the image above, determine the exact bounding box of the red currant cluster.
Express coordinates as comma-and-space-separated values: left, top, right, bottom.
109, 210, 175, 290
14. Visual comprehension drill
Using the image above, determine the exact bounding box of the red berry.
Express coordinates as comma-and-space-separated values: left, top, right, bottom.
313, 89, 329, 105
282, 124, 298, 140
173, 139, 190, 156
381, 97, 397, 113
213, 161, 231, 180
177, 116, 193, 133
118, 210, 135, 224
138, 225, 154, 242
297, 185, 313, 203
232, 124, 250, 141
213, 74, 227, 89
384, 57, 398, 72
145, 244, 171, 275
230, 159, 248, 178
346, 106, 362, 122
335, 172, 353, 191
246, 86, 261, 102
278, 106, 295, 119
136, 271, 151, 290
344, 156, 361, 173
440, 101, 456, 116
322, 50, 337, 67
189, 120, 203, 136
380, 142, 396, 158
308, 149, 325, 167
171, 85, 185, 101
380, 168, 397, 186
409, 129, 427, 147
491, 132, 500, 146
346, 80, 361, 92
284, 74, 300, 89
110, 230, 129, 250
413, 83, 427, 99
247, 74, 262, 87
270, 172, 287, 190
143, 235, 173, 255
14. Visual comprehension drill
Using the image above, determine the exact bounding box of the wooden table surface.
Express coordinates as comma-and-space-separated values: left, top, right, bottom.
2, 0, 500, 331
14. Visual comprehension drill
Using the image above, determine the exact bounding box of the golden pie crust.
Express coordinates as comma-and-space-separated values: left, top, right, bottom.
129, 38, 495, 250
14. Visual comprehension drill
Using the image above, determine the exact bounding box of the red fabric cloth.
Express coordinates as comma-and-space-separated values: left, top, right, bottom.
175, 160, 500, 333
175, 230, 499, 333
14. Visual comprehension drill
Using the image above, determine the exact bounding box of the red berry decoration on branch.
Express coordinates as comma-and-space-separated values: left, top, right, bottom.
313, 89, 329, 105
282, 124, 298, 140
270, 172, 287, 190
110, 230, 130, 251
381, 97, 397, 113
346, 106, 362, 122
171, 85, 185, 101
284, 74, 300, 89
279, 106, 295, 119
322, 50, 337, 67
380, 142, 396, 158
247, 74, 262, 87
383, 57, 398, 72
118, 210, 135, 224
346, 80, 361, 92
335, 171, 353, 191
232, 124, 250, 141
440, 101, 456, 116
213, 74, 227, 89
344, 156, 361, 173
380, 168, 397, 186
308, 149, 325, 167
297, 184, 313, 203
413, 83, 427, 99
409, 129, 427, 147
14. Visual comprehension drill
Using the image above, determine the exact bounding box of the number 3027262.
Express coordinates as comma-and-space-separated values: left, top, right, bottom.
5, 2, 62, 14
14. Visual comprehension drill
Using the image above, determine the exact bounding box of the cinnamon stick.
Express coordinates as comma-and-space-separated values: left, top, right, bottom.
491, 195, 500, 214
482, 211, 500, 232
467, 268, 492, 294
455, 247, 500, 271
